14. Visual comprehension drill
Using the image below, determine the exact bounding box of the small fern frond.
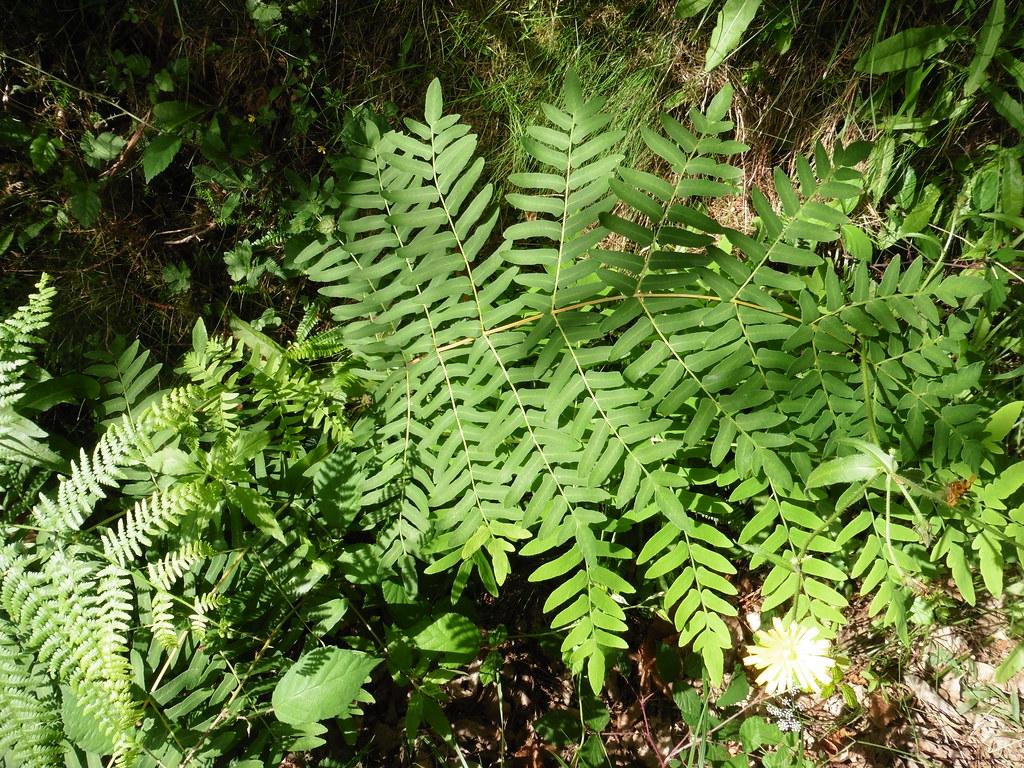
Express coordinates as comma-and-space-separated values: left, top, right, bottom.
0, 618, 63, 768
84, 338, 163, 424
0, 546, 138, 760
189, 590, 224, 638
149, 588, 181, 651
286, 325, 349, 361
0, 275, 63, 474
147, 538, 215, 590
0, 273, 55, 409
32, 417, 137, 532
103, 480, 218, 565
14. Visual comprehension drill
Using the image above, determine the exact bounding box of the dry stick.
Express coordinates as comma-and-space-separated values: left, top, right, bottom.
1, 53, 156, 128
164, 221, 217, 245
101, 109, 152, 178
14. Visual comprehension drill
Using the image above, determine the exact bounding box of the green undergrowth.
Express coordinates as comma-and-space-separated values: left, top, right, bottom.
1, 2, 1023, 767
2, 66, 1023, 765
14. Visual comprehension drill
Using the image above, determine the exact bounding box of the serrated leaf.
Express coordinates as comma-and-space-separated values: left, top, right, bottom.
272, 647, 380, 724
68, 180, 101, 226
82, 131, 125, 166
143, 134, 183, 182
739, 715, 783, 750
29, 134, 61, 173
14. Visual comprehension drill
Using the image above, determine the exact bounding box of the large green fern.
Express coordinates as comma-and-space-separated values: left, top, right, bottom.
0, 75, 1017, 767
299, 75, 1011, 691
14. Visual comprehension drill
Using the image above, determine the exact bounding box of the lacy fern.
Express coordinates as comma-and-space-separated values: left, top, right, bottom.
0, 284, 363, 766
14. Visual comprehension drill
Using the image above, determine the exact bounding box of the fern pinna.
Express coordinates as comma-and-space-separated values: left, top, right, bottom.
299, 75, 1010, 690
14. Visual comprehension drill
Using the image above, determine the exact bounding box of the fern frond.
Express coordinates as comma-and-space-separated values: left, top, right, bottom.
0, 273, 55, 409
0, 274, 63, 473
84, 338, 163, 424
0, 546, 138, 760
301, 75, 1007, 687
286, 325, 349, 361
32, 417, 138, 532
147, 538, 215, 590
0, 618, 63, 768
149, 588, 182, 651
189, 590, 224, 638
103, 480, 217, 565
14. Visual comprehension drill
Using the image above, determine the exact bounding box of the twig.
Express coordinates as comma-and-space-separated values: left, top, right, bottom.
0, 53, 155, 128
101, 109, 152, 178
636, 693, 669, 768
164, 221, 217, 245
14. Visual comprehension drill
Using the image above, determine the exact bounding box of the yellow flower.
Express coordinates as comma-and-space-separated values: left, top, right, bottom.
743, 617, 834, 695
247, 114, 256, 123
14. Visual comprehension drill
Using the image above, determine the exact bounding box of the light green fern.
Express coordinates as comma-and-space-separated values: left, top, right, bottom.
300, 75, 1008, 690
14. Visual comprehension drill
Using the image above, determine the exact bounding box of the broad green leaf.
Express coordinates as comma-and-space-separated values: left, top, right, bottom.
69, 180, 101, 226
312, 450, 363, 531
986, 401, 1023, 442
948, 544, 976, 605
976, 534, 1004, 597
704, 0, 762, 72
29, 134, 61, 173
143, 134, 183, 182
676, 0, 714, 18
995, 641, 1024, 685
854, 26, 954, 74
272, 647, 380, 724
841, 224, 872, 262
82, 131, 125, 166
983, 83, 1024, 135
739, 715, 783, 751
964, 0, 1005, 96
530, 547, 584, 582
153, 100, 207, 130
1002, 149, 1024, 218
414, 613, 481, 656
807, 454, 881, 487
587, 649, 606, 694
716, 669, 749, 707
